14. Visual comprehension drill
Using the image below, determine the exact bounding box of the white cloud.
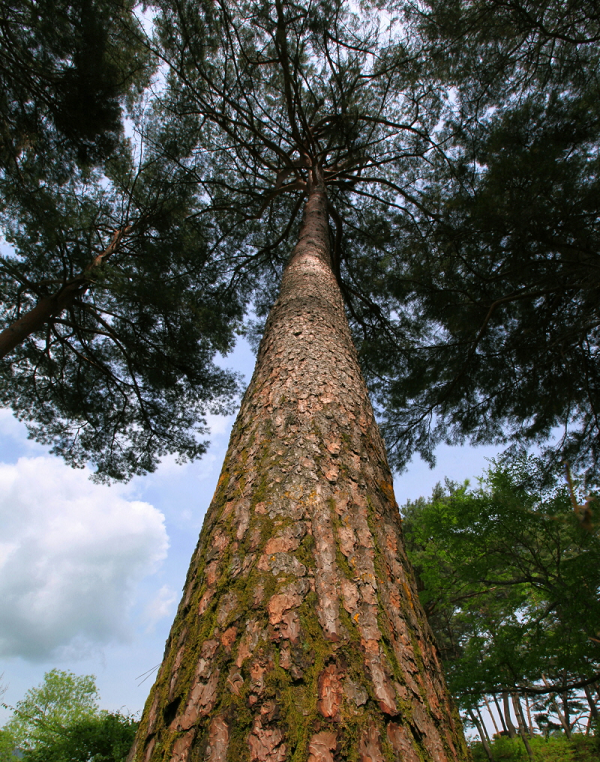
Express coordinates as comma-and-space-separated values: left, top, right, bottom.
0, 457, 168, 661
143, 585, 177, 632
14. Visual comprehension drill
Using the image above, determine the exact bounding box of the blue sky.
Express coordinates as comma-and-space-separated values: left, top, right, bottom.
0, 336, 500, 722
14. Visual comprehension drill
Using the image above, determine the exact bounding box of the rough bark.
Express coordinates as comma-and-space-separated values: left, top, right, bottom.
128, 185, 469, 762
562, 688, 570, 735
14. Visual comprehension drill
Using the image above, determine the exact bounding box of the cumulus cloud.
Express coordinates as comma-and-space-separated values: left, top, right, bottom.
0, 456, 168, 660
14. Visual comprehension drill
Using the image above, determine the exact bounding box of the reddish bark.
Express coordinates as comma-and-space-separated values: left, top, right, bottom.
128, 184, 469, 761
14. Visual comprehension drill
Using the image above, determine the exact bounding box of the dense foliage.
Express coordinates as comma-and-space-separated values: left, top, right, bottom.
0, 149, 244, 480
0, 0, 598, 482
368, 0, 600, 479
2, 669, 100, 752
20, 712, 138, 762
0, 0, 147, 169
471, 735, 600, 762
0, 1, 245, 480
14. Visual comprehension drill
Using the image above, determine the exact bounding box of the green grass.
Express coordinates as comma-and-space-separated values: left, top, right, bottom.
470, 735, 600, 762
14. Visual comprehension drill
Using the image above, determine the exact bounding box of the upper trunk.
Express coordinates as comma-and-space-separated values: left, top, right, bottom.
128, 185, 468, 762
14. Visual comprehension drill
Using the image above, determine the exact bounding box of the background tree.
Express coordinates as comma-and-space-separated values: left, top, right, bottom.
20, 711, 138, 762
1, 670, 138, 762
401, 455, 600, 738
2, 669, 100, 753
0, 731, 15, 762
0, 676, 13, 762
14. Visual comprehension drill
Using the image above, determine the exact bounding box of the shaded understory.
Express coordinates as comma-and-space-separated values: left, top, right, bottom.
471, 735, 600, 761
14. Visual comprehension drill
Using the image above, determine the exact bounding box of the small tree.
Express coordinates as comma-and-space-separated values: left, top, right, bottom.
1, 670, 138, 762
3, 669, 100, 753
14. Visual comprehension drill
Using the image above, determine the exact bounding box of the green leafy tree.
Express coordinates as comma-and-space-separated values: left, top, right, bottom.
1, 671, 138, 762
402, 455, 600, 706
0, 677, 14, 762
0, 731, 17, 762
3, 670, 100, 753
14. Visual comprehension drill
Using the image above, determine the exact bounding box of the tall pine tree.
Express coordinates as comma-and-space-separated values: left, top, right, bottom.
128, 1, 469, 759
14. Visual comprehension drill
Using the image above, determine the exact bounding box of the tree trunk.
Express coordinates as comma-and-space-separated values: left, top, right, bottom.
584, 684, 598, 728
476, 707, 492, 745
585, 685, 599, 717
493, 694, 508, 734
541, 677, 572, 740
511, 694, 533, 761
562, 688, 570, 736
524, 695, 534, 735
0, 288, 78, 358
502, 692, 517, 739
468, 709, 494, 762
128, 184, 469, 761
483, 696, 500, 736
550, 696, 572, 740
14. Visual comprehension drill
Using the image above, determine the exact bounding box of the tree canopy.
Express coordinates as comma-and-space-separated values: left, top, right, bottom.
0, 0, 245, 480
2, 669, 100, 752
369, 0, 600, 479
0, 0, 599, 481
0, 0, 147, 169
0, 146, 245, 480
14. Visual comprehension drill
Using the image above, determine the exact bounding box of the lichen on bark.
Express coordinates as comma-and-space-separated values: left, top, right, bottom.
128, 182, 470, 762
